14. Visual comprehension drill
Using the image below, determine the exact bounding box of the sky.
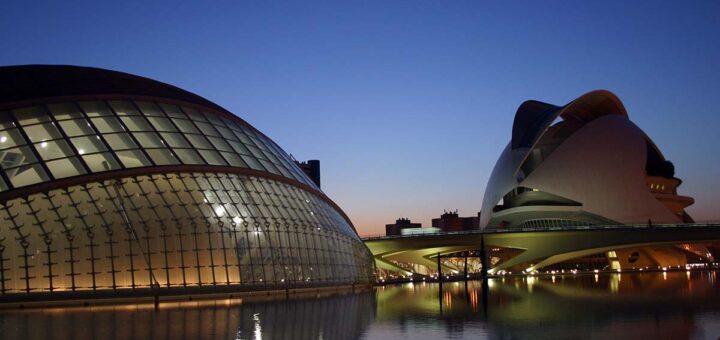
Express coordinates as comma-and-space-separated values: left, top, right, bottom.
1, 1, 719, 235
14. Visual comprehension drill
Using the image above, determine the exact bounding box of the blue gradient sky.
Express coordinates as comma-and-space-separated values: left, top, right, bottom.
2, 1, 719, 235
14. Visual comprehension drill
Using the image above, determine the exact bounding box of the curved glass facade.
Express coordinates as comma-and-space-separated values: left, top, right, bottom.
0, 172, 372, 293
0, 65, 375, 301
0, 100, 318, 191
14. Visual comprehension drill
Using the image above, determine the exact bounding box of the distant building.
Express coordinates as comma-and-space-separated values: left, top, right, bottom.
295, 160, 321, 188
432, 210, 480, 232
386, 218, 422, 236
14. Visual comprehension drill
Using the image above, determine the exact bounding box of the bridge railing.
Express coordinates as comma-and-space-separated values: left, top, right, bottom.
360, 222, 720, 241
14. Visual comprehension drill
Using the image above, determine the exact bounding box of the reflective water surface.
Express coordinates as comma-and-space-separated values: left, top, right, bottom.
1, 271, 719, 339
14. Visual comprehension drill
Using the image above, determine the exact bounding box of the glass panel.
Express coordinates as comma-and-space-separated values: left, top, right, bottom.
198, 150, 227, 166
47, 103, 84, 120
185, 134, 213, 149
241, 155, 266, 171
0, 146, 38, 168
82, 153, 121, 172
132, 132, 166, 148
181, 107, 208, 122
233, 130, 253, 145
173, 148, 204, 164
202, 111, 225, 126
12, 106, 50, 125
103, 133, 138, 150
108, 101, 142, 116
5, 163, 49, 187
70, 136, 107, 154
35, 140, 75, 160
229, 140, 251, 155
0, 176, 7, 191
46, 157, 86, 179
207, 136, 232, 152
260, 159, 281, 175
159, 103, 186, 118
147, 116, 177, 132
79, 101, 113, 117
221, 152, 247, 167
90, 116, 125, 133
59, 119, 95, 136
120, 116, 153, 132
145, 149, 179, 165
22, 122, 63, 142
159, 132, 190, 148
215, 125, 237, 141
171, 118, 200, 133
0, 129, 27, 150
134, 101, 165, 117
194, 122, 220, 137
116, 150, 151, 168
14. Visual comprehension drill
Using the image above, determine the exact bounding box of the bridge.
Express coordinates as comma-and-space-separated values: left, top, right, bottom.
362, 224, 720, 276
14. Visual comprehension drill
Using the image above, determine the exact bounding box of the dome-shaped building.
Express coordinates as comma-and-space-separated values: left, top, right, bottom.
0, 65, 374, 302
480, 90, 695, 230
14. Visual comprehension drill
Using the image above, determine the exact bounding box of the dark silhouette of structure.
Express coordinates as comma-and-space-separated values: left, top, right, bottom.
295, 160, 321, 188
432, 210, 480, 232
386, 218, 422, 236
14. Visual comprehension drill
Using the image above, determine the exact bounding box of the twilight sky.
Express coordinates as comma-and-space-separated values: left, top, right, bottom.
1, 1, 719, 235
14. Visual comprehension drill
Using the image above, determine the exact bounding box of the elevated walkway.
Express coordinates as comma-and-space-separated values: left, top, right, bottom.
363, 224, 720, 275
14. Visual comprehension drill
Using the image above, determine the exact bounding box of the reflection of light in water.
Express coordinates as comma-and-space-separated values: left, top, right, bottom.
470, 289, 479, 311
610, 275, 619, 294
444, 291, 452, 307
253, 313, 262, 340
663, 272, 667, 280
551, 275, 556, 283
527, 276, 535, 293
594, 274, 599, 283
687, 271, 691, 280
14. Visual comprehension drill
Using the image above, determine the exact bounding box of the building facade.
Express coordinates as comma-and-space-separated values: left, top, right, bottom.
431, 210, 480, 232
385, 218, 422, 236
0, 65, 374, 302
480, 90, 695, 229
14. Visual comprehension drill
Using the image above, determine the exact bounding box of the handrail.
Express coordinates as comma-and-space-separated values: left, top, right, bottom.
360, 222, 720, 241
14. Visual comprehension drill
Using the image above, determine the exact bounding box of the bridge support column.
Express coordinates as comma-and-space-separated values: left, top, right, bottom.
464, 251, 468, 280
437, 252, 442, 282
480, 235, 489, 279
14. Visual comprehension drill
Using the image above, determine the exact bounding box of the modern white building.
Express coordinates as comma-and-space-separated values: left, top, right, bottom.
480, 90, 694, 229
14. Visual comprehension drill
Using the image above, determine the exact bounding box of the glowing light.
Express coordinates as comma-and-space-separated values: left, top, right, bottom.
253, 313, 262, 340
233, 216, 243, 224
41, 141, 48, 148
0, 136, 6, 143
214, 206, 225, 217
78, 148, 85, 154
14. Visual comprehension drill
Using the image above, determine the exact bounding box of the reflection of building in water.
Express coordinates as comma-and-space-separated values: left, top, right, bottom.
0, 65, 374, 303
0, 292, 376, 340
371, 273, 719, 339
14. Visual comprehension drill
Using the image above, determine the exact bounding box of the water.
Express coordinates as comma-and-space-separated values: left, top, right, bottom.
1, 271, 719, 339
